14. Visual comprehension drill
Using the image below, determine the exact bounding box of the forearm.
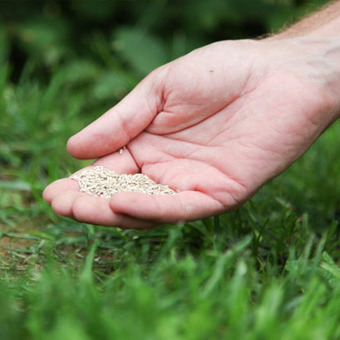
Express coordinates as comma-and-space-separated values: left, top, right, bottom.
269, 1, 340, 121
276, 0, 340, 38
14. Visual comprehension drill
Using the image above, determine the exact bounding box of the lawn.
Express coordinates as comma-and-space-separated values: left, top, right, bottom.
1, 0, 340, 339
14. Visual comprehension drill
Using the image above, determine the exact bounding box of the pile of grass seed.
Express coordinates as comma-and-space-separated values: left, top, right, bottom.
71, 166, 176, 198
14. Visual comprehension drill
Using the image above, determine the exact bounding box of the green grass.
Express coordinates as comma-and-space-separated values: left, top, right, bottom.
1, 49, 340, 339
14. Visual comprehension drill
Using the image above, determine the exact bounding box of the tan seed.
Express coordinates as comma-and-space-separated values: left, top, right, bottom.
71, 166, 176, 198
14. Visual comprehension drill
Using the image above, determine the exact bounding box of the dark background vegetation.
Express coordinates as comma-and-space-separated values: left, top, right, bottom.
1, 0, 330, 85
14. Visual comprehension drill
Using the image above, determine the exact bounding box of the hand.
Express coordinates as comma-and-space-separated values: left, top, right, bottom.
43, 38, 340, 229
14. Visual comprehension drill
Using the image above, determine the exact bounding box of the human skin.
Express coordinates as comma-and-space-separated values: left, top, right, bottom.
43, 1, 340, 229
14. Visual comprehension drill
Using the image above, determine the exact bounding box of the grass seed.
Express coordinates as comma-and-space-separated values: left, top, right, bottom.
71, 166, 176, 198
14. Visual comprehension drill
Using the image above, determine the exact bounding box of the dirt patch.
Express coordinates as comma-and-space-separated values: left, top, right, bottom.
0, 234, 38, 256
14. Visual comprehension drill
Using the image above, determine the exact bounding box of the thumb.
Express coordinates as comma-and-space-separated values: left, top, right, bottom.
67, 67, 166, 159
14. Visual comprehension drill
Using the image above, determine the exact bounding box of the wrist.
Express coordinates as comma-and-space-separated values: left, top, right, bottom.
265, 34, 340, 122
297, 36, 340, 122
273, 1, 340, 39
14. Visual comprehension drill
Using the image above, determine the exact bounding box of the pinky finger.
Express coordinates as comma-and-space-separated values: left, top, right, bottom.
109, 191, 226, 224
69, 194, 160, 229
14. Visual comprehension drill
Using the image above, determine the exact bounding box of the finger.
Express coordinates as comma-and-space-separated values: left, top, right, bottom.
67, 68, 166, 159
92, 147, 139, 173
46, 182, 159, 229
43, 178, 79, 204
52, 193, 159, 229
50, 190, 79, 218
109, 191, 226, 224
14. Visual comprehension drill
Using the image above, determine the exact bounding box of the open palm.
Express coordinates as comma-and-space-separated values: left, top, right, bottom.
43, 38, 337, 228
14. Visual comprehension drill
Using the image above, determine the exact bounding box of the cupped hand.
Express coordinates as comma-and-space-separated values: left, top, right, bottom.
43, 38, 339, 229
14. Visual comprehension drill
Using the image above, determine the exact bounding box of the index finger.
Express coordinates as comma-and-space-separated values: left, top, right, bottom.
67, 68, 166, 160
